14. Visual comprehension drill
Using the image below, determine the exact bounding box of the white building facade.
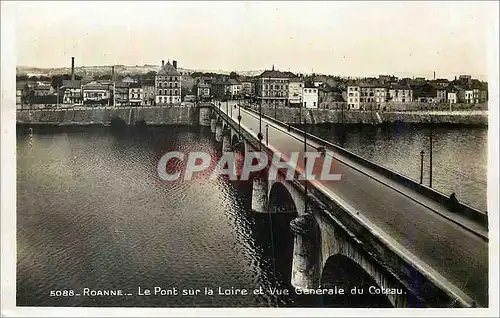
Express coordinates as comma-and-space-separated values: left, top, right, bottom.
303, 86, 318, 108
129, 84, 144, 105
447, 92, 457, 104
347, 85, 360, 109
464, 90, 474, 103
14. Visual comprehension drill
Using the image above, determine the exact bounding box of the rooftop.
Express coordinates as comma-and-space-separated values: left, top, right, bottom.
62, 79, 81, 89
157, 61, 180, 76
258, 69, 295, 79
82, 83, 109, 90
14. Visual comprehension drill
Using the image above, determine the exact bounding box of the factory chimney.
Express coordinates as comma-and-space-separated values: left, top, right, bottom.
71, 57, 75, 80
162, 60, 165, 67
111, 66, 115, 81
173, 60, 177, 69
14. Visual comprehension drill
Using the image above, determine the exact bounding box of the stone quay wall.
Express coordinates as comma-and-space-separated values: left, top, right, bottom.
16, 106, 200, 126
254, 107, 488, 126
16, 105, 488, 126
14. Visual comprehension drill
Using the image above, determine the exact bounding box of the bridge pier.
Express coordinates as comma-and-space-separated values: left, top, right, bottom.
215, 123, 222, 142
251, 176, 268, 213
210, 118, 217, 133
199, 107, 211, 126
222, 129, 232, 152
290, 213, 316, 289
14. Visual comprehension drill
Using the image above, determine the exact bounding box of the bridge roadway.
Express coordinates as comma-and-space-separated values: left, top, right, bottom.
216, 101, 488, 307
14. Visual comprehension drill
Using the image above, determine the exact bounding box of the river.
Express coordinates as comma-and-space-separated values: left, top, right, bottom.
16, 124, 487, 307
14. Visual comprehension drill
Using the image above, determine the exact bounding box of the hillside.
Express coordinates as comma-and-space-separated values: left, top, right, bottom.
16, 65, 266, 78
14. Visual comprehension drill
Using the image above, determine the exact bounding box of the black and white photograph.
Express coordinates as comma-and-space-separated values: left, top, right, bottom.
1, 1, 499, 316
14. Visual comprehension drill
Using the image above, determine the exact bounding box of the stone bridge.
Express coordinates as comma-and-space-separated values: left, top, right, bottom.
197, 102, 488, 308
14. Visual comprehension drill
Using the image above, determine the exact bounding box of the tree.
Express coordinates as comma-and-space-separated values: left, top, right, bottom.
51, 74, 72, 88
229, 71, 239, 79
93, 74, 112, 81
16, 75, 29, 82
142, 71, 157, 80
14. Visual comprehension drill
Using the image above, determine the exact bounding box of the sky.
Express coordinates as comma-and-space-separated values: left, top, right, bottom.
10, 1, 498, 80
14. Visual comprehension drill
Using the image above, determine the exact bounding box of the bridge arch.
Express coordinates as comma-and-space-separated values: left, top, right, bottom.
231, 134, 240, 148
319, 253, 394, 307
316, 217, 409, 307
267, 182, 298, 214
267, 177, 305, 216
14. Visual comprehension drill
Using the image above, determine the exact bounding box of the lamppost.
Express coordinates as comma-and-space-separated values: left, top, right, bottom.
303, 117, 308, 214
258, 101, 263, 150
420, 150, 425, 184
238, 103, 241, 136
266, 124, 269, 146
429, 115, 433, 188
231, 98, 234, 118
258, 79, 263, 150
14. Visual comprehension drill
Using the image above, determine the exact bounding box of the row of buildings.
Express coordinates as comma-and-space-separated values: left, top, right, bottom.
17, 58, 182, 107
194, 70, 488, 110
16, 58, 488, 110
345, 75, 488, 110
195, 66, 321, 108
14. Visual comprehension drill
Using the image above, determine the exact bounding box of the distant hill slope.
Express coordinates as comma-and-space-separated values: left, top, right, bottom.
16, 65, 266, 78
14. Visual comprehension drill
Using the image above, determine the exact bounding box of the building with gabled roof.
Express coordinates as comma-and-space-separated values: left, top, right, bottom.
155, 60, 182, 105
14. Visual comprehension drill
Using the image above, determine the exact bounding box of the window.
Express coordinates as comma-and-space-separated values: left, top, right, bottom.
170, 83, 173, 88
169, 89, 172, 95
314, 102, 316, 107
175, 83, 178, 88
174, 89, 178, 95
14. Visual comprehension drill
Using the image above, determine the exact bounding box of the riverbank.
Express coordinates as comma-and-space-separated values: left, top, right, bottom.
16, 105, 488, 126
